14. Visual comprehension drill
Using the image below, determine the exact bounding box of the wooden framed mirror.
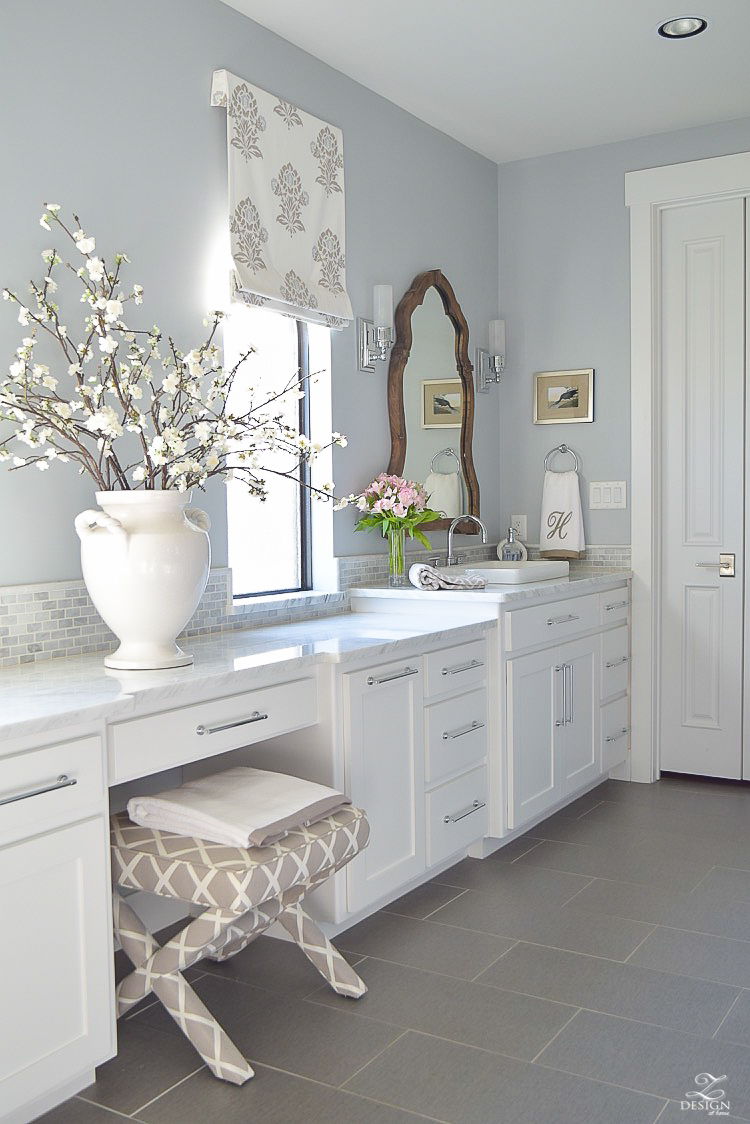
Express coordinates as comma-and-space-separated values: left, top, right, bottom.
386, 269, 480, 532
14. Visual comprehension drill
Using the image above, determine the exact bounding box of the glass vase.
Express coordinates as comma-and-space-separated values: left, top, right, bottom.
387, 526, 407, 587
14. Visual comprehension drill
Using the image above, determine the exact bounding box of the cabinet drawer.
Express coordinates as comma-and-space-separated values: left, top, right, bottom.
601, 696, 630, 771
599, 588, 630, 624
424, 638, 487, 699
0, 736, 104, 844
426, 766, 488, 867
601, 625, 630, 700
426, 689, 488, 783
109, 676, 318, 783
504, 593, 599, 652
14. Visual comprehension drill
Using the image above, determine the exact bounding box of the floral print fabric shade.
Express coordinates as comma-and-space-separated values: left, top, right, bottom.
211, 69, 353, 328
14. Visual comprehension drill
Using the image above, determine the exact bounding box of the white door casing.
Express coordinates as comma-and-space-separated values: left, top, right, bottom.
626, 151, 750, 782
659, 198, 745, 778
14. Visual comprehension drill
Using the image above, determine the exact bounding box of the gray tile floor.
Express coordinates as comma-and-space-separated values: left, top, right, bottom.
41, 776, 750, 1123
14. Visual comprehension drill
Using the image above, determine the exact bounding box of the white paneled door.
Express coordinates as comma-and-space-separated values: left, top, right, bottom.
659, 198, 746, 778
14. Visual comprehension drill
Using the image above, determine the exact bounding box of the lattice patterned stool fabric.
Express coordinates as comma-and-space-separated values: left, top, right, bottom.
111, 805, 369, 1085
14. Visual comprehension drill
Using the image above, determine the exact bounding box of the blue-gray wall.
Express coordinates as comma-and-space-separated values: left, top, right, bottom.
0, 0, 499, 584
497, 116, 750, 545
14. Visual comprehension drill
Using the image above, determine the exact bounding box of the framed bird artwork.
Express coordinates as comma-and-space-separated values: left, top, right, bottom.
533, 369, 594, 424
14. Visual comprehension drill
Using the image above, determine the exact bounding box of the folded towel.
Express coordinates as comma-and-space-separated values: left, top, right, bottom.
409, 562, 486, 591
127, 766, 351, 848
424, 470, 461, 519
539, 469, 585, 559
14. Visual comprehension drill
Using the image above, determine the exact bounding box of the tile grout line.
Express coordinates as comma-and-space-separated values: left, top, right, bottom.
622, 923, 659, 963
688, 864, 719, 896
339, 1027, 412, 1090
530, 1007, 582, 1062
711, 989, 745, 1039
508, 838, 546, 862
421, 887, 470, 919
251, 1056, 452, 1124
469, 939, 521, 983
558, 875, 598, 907
125, 1063, 207, 1116
71, 1099, 143, 1121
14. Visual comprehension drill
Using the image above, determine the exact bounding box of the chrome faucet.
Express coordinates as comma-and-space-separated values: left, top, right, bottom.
446, 515, 488, 565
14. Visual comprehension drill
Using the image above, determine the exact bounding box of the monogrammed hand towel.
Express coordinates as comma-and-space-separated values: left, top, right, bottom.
539, 469, 585, 559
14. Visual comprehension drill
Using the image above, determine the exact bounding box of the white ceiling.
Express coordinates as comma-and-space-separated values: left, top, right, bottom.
219, 0, 750, 163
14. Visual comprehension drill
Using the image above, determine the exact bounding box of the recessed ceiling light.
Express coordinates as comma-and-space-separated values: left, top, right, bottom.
657, 16, 708, 38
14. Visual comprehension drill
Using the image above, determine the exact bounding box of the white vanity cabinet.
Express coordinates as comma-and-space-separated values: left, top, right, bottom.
506, 634, 598, 828
504, 585, 630, 832
0, 730, 115, 1124
343, 656, 425, 913
343, 635, 489, 916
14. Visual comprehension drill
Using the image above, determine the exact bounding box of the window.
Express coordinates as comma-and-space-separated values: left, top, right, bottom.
224, 304, 330, 598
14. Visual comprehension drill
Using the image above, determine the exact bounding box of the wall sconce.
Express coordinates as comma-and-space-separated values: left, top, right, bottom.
358, 284, 394, 372
475, 319, 506, 392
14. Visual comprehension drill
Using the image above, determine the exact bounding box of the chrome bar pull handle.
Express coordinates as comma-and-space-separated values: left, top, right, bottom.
442, 720, 485, 741
554, 664, 565, 726
604, 599, 630, 612
367, 666, 419, 686
443, 799, 486, 824
0, 774, 77, 807
196, 711, 268, 736
605, 727, 630, 743
547, 613, 579, 627
564, 663, 573, 726
605, 655, 631, 669
441, 658, 483, 677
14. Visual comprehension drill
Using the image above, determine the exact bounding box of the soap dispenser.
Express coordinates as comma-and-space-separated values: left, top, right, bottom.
498, 526, 528, 562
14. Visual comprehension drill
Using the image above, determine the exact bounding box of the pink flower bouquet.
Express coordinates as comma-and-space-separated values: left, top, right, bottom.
352, 473, 442, 548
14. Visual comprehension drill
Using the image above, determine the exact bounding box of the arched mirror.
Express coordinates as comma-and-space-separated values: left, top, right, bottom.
386, 269, 479, 532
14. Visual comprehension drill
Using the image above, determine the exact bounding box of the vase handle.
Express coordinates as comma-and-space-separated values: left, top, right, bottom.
185, 507, 211, 533
75, 508, 126, 540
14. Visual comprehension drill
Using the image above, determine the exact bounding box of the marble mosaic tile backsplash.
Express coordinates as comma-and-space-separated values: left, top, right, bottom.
0, 544, 631, 668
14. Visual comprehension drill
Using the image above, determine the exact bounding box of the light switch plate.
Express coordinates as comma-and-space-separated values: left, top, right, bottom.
589, 481, 627, 509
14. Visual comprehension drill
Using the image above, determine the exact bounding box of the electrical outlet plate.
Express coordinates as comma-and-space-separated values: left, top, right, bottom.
510, 514, 527, 539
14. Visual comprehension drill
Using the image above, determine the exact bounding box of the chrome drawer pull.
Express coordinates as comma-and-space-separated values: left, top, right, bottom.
443, 799, 486, 824
0, 774, 77, 807
547, 613, 579, 626
196, 711, 268, 736
441, 658, 483, 677
367, 666, 419, 686
605, 727, 629, 743
605, 600, 630, 611
605, 655, 631, 669
442, 719, 485, 741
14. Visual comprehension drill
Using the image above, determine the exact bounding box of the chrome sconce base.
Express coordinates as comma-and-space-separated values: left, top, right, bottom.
475, 347, 505, 392
358, 318, 393, 372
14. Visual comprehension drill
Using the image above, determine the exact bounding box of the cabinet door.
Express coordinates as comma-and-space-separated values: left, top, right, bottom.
559, 636, 600, 795
344, 659, 425, 913
0, 816, 115, 1121
506, 648, 562, 829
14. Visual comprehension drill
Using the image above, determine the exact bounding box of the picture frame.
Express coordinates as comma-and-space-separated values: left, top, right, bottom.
533, 368, 594, 424
421, 378, 463, 429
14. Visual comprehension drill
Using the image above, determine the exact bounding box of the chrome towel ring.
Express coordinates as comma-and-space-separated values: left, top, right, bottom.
430, 448, 461, 472
544, 443, 580, 472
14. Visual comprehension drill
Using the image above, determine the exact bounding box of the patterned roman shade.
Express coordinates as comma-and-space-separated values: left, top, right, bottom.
211, 69, 353, 329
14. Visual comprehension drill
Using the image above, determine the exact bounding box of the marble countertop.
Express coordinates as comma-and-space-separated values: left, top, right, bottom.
350, 569, 631, 610
0, 611, 494, 743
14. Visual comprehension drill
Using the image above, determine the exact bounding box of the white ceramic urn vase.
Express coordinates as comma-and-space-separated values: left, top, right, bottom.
75, 490, 211, 670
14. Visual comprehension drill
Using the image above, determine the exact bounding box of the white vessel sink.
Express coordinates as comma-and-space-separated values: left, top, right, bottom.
464, 559, 570, 584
